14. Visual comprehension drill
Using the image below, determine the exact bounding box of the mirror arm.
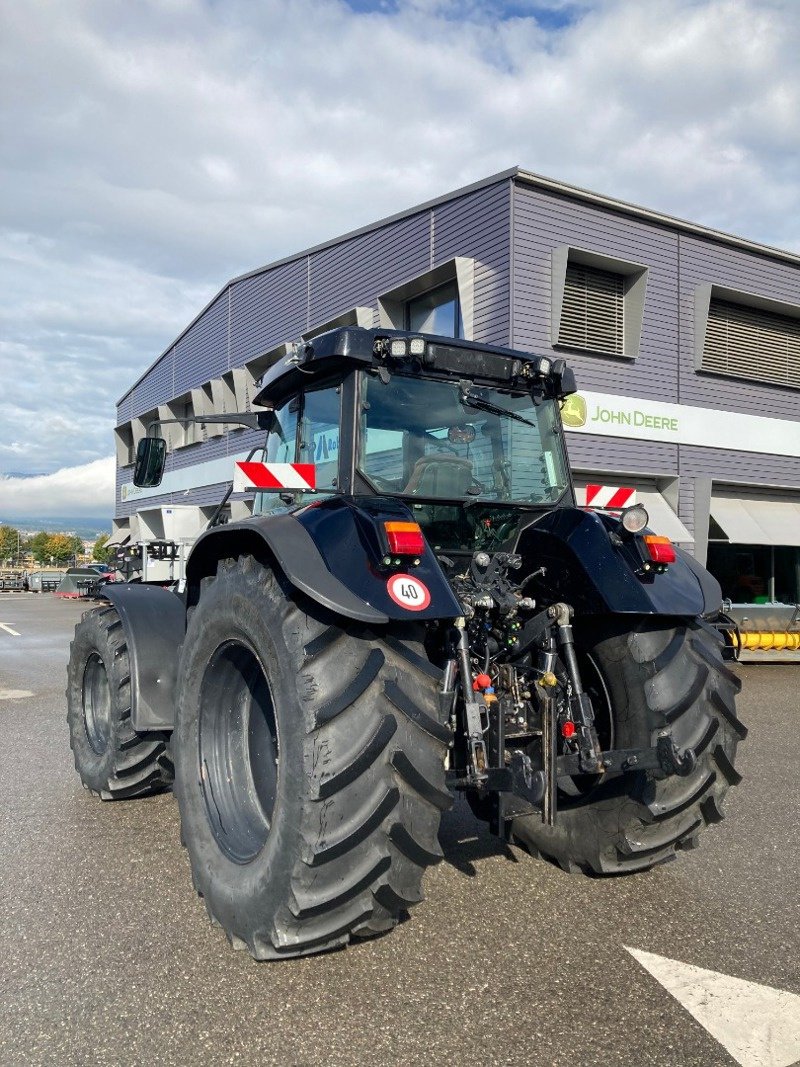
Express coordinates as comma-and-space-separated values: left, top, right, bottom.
146, 411, 271, 435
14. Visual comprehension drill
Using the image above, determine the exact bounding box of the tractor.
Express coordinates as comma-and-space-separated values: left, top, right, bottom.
66, 327, 745, 959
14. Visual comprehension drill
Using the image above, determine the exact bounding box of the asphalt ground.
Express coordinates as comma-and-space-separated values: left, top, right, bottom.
0, 594, 798, 1067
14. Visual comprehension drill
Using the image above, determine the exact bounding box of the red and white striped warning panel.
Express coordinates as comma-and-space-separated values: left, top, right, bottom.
578, 484, 637, 509
233, 462, 316, 493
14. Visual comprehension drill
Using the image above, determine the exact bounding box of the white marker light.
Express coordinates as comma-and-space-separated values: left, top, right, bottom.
621, 504, 649, 534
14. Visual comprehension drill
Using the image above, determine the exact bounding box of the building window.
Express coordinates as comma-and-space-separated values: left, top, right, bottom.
406, 280, 463, 338
701, 298, 800, 389
558, 264, 624, 355
379, 257, 475, 340
551, 246, 647, 358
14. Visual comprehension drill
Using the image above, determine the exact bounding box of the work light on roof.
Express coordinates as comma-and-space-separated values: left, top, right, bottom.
536, 357, 552, 376
386, 336, 426, 360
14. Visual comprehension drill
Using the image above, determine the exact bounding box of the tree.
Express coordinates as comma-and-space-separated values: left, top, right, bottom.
28, 531, 52, 566
45, 533, 76, 565
27, 532, 82, 566
0, 525, 19, 565
92, 533, 112, 563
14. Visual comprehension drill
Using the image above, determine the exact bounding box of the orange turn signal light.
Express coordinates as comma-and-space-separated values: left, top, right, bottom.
644, 535, 676, 564
384, 521, 425, 556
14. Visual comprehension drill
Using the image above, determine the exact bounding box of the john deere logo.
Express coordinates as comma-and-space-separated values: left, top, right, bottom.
561, 394, 587, 428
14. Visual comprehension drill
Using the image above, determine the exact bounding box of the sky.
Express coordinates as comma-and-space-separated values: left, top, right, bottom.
1, 0, 799, 519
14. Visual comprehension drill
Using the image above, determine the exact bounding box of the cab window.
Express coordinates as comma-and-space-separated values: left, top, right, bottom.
254, 386, 340, 515
300, 386, 340, 491
266, 399, 298, 464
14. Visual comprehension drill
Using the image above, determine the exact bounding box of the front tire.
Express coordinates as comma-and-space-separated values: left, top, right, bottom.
66, 605, 174, 799
509, 617, 745, 874
174, 556, 452, 959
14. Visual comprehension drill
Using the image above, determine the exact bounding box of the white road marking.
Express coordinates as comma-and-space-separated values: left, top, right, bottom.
0, 622, 20, 636
0, 689, 34, 700
625, 946, 800, 1067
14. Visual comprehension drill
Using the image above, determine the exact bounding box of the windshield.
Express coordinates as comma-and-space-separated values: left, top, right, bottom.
358, 372, 569, 506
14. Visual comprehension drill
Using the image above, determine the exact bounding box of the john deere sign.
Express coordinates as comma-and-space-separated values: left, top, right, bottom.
563, 390, 800, 458
563, 393, 678, 434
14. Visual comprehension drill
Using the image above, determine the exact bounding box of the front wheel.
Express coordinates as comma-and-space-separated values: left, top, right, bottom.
66, 605, 174, 799
509, 617, 746, 874
174, 556, 452, 960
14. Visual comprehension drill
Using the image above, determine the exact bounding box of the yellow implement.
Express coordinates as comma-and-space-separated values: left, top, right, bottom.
729, 631, 800, 651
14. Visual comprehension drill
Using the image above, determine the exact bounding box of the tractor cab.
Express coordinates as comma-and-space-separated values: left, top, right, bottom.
250, 327, 577, 554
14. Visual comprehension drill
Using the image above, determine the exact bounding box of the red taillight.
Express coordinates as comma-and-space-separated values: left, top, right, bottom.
644, 535, 676, 564
562, 721, 576, 739
384, 521, 425, 556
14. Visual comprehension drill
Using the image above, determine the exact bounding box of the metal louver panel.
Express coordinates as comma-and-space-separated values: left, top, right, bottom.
703, 299, 800, 389
559, 264, 624, 355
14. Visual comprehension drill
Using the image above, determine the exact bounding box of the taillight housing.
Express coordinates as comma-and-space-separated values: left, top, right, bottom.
643, 535, 676, 564
384, 521, 425, 556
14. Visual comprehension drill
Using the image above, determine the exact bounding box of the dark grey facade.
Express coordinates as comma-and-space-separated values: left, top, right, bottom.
115, 167, 800, 612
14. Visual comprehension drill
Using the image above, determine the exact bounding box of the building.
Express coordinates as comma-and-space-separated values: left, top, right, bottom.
115, 166, 800, 623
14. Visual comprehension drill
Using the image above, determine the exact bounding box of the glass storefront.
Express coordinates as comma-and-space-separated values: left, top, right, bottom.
707, 542, 800, 605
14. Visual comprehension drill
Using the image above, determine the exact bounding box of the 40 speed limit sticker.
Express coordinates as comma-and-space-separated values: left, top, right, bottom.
386, 573, 431, 611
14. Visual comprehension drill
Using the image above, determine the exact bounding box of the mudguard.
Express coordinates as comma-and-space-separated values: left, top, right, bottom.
186, 496, 462, 624
100, 583, 185, 731
515, 507, 722, 617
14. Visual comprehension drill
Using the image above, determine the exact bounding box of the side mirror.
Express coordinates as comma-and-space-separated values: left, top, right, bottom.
133, 437, 167, 487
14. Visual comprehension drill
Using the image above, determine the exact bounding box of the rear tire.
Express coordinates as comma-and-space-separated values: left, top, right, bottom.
174, 556, 452, 959
509, 617, 745, 874
66, 605, 174, 799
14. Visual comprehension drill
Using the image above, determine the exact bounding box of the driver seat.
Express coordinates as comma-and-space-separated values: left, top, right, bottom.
403, 454, 475, 497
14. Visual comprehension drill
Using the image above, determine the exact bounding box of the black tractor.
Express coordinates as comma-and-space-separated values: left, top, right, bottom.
66, 327, 745, 960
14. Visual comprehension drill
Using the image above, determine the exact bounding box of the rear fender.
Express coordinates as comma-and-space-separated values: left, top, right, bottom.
100, 583, 185, 732
186, 497, 462, 624
515, 507, 721, 617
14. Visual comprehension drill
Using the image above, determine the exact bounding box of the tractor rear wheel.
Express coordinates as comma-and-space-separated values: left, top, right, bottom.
508, 617, 745, 874
173, 556, 452, 960
66, 605, 174, 799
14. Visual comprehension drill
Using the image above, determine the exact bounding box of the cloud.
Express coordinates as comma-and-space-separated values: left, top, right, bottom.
1, 0, 799, 491
0, 458, 116, 519
0, 230, 212, 478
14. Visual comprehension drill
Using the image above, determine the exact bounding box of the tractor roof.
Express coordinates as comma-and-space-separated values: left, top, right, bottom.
252, 327, 559, 407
